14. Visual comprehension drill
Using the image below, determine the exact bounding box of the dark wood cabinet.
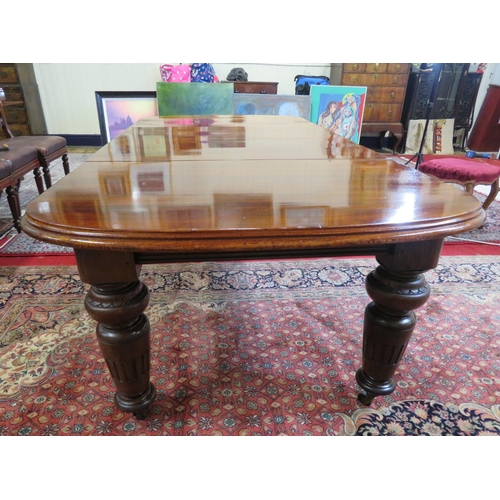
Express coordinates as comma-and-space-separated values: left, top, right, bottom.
401, 63, 471, 151
468, 84, 500, 152
341, 63, 410, 152
231, 81, 278, 94
454, 71, 483, 150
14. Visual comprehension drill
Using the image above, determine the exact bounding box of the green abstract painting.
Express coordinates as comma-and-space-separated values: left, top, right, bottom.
156, 82, 234, 116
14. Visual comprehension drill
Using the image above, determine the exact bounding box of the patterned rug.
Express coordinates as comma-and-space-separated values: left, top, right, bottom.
1, 256, 499, 436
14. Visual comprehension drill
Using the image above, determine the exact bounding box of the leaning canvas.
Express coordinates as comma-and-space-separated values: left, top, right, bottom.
156, 82, 234, 116
234, 94, 311, 119
405, 119, 455, 155
310, 85, 367, 144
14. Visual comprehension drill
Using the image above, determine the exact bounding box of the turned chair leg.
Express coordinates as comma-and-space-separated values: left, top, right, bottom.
6, 184, 22, 233
62, 153, 70, 175
42, 164, 52, 190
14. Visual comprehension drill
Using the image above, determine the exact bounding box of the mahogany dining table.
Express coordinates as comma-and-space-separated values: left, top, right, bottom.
21, 115, 485, 419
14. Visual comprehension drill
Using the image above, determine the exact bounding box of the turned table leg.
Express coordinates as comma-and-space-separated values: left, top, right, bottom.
356, 240, 443, 405
85, 282, 156, 419
75, 249, 156, 419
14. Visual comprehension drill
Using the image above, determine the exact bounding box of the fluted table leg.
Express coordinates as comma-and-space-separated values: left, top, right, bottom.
356, 240, 443, 405
85, 282, 156, 419
75, 249, 156, 419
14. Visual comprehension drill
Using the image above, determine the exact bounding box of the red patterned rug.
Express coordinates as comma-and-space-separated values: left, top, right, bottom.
1, 256, 499, 436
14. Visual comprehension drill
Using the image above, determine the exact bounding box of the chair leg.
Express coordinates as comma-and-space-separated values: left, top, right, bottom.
482, 178, 499, 210
42, 164, 52, 189
6, 184, 21, 233
33, 166, 45, 194
62, 153, 70, 175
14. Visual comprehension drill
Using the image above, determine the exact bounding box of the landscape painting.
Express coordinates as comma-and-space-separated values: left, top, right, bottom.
95, 91, 157, 145
310, 85, 367, 144
156, 82, 234, 116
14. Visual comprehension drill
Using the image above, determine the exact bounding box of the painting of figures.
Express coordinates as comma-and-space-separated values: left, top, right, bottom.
310, 86, 367, 144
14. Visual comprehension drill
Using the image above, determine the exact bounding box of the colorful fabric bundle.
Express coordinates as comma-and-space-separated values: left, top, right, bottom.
191, 63, 218, 83
159, 64, 192, 83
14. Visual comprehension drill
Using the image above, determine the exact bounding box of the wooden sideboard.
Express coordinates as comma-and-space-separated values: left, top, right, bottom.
0, 63, 47, 137
231, 81, 278, 94
467, 84, 500, 153
341, 63, 410, 152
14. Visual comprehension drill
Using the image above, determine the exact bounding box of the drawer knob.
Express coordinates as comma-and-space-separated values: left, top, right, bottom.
373, 74, 378, 81
372, 87, 377, 92
393, 77, 398, 84
235, 89, 241, 93
352, 64, 358, 70
388, 109, 392, 116
369, 103, 374, 108
396, 64, 401, 70
352, 77, 357, 84
375, 63, 379, 70
260, 90, 267, 94
391, 92, 395, 98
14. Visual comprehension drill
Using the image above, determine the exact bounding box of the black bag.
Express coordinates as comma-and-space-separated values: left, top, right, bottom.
294, 75, 330, 95
227, 68, 248, 81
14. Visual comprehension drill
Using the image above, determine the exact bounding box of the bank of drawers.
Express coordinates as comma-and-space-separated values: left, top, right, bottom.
0, 64, 31, 136
232, 81, 278, 94
341, 63, 410, 123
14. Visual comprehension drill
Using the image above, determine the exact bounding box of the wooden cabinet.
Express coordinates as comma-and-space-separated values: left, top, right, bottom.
468, 84, 500, 152
232, 81, 278, 94
341, 63, 410, 151
400, 64, 473, 152
0, 63, 47, 137
342, 63, 409, 123
454, 71, 483, 150
0, 64, 31, 136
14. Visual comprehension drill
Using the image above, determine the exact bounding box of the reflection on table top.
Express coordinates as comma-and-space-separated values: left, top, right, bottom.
22, 115, 485, 252
89, 115, 380, 163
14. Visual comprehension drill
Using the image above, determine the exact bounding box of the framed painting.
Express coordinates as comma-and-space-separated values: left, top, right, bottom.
310, 85, 367, 144
156, 82, 234, 116
95, 91, 158, 145
234, 94, 311, 119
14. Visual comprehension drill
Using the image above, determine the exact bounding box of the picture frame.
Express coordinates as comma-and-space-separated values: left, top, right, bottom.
95, 91, 158, 145
310, 85, 367, 144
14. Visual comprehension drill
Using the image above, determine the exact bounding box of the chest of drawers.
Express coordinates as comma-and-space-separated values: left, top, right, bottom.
342, 63, 410, 123
0, 64, 31, 136
0, 63, 47, 137
232, 81, 278, 94
341, 63, 410, 151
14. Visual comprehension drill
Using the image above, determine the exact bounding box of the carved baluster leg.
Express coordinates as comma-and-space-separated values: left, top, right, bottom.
33, 166, 45, 194
42, 163, 52, 189
62, 153, 70, 175
85, 282, 156, 419
6, 184, 21, 232
75, 249, 156, 419
356, 240, 443, 405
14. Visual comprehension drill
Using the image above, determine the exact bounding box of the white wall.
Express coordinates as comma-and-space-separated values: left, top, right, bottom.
33, 63, 331, 135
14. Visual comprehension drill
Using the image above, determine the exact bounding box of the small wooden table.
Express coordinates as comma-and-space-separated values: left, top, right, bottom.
21, 115, 485, 419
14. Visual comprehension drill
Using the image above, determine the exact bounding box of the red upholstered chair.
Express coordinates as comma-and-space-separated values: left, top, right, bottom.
0, 88, 70, 193
418, 157, 500, 210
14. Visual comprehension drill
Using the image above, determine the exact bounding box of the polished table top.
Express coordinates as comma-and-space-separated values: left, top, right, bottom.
22, 115, 485, 253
